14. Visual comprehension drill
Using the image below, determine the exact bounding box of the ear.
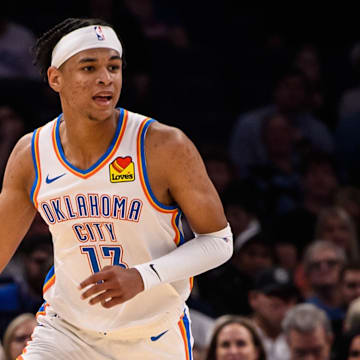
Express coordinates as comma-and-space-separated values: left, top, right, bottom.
47, 66, 62, 93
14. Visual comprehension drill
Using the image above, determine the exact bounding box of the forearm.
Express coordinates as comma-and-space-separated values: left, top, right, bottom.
134, 224, 233, 290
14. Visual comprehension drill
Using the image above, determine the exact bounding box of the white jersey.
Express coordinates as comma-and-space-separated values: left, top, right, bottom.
30, 108, 192, 337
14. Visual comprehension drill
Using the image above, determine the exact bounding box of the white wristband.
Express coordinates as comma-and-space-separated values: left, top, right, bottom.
134, 223, 233, 291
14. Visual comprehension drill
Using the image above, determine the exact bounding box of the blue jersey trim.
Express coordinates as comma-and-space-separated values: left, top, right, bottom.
30, 128, 40, 205
55, 108, 124, 174
140, 119, 178, 211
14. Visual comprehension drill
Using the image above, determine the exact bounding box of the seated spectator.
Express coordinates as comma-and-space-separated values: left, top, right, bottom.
189, 308, 215, 360
222, 179, 263, 247
2, 313, 36, 360
0, 105, 25, 184
229, 68, 334, 178
341, 263, 360, 318
314, 206, 359, 261
338, 41, 360, 120
0, 235, 52, 338
269, 151, 340, 258
197, 233, 273, 317
300, 240, 347, 347
337, 326, 360, 360
249, 267, 299, 360
204, 315, 267, 360
201, 146, 236, 202
303, 241, 346, 318
335, 186, 360, 236
0, 10, 40, 80
282, 303, 333, 360
344, 298, 360, 334
292, 43, 325, 117
247, 112, 303, 218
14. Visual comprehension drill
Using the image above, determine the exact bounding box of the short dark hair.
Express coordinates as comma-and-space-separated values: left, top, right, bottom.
33, 17, 125, 81
340, 261, 360, 280
298, 150, 338, 177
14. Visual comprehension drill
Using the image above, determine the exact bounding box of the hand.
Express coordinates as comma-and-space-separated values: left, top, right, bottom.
79, 266, 145, 308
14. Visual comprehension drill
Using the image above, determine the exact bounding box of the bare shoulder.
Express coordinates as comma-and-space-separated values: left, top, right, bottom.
146, 121, 199, 161
3, 132, 35, 193
146, 121, 227, 233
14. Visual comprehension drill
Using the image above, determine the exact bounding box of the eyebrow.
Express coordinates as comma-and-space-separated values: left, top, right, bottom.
78, 55, 122, 64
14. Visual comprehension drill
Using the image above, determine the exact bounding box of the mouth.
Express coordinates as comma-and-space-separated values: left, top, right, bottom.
92, 94, 113, 106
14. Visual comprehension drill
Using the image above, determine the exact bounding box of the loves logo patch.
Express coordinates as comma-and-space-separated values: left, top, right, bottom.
109, 156, 135, 183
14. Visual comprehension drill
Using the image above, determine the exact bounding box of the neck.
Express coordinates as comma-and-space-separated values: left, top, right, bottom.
59, 109, 119, 170
313, 284, 342, 307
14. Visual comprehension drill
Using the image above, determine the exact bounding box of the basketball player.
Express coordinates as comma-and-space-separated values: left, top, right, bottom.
0, 18, 233, 359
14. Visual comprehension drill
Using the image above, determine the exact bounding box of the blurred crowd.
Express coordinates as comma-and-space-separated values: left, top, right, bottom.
1, 1, 360, 359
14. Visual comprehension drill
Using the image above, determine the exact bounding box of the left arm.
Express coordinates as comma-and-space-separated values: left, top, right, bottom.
80, 124, 233, 307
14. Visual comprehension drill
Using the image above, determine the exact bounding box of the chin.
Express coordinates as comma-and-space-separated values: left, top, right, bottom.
89, 108, 115, 122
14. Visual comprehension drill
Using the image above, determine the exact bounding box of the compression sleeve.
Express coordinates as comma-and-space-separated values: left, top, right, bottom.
134, 223, 233, 291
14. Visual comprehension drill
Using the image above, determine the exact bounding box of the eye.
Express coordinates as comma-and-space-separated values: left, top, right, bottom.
82, 66, 95, 71
108, 65, 120, 72
220, 340, 230, 348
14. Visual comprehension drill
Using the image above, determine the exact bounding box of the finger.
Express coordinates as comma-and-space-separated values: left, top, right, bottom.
89, 289, 119, 306
79, 270, 111, 289
101, 295, 125, 309
81, 281, 110, 300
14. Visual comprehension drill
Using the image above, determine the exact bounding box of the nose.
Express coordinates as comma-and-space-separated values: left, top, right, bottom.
229, 344, 240, 354
96, 68, 112, 86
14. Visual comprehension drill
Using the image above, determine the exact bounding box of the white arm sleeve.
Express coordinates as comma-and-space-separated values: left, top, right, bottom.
134, 223, 233, 291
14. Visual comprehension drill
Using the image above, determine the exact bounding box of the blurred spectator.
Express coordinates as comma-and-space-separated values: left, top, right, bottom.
247, 112, 303, 218
197, 233, 273, 317
282, 303, 333, 360
335, 41, 360, 185
291, 42, 336, 128
189, 308, 215, 360
249, 267, 299, 360
334, 111, 360, 186
18, 236, 53, 313
2, 313, 36, 360
222, 179, 262, 247
201, 146, 236, 202
0, 235, 52, 338
269, 151, 340, 257
338, 41, 360, 120
123, 0, 189, 51
302, 240, 347, 345
0, 10, 40, 80
335, 186, 360, 235
273, 239, 300, 274
336, 326, 360, 360
303, 241, 346, 318
229, 68, 334, 178
204, 315, 267, 360
0, 106, 25, 184
344, 299, 360, 334
314, 206, 359, 261
341, 264, 360, 323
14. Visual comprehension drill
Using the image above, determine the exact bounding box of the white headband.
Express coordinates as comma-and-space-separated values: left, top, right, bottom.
51, 25, 123, 68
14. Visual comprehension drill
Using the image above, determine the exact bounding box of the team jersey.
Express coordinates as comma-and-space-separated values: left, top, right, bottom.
30, 108, 192, 336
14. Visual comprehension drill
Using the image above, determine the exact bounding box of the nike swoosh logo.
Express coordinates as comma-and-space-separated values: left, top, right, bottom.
46, 173, 66, 184
150, 330, 168, 341
150, 264, 161, 281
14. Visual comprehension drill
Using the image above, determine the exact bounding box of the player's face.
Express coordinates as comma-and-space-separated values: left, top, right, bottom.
57, 48, 122, 121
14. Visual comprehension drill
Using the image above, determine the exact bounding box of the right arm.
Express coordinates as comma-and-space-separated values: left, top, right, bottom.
0, 133, 38, 273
